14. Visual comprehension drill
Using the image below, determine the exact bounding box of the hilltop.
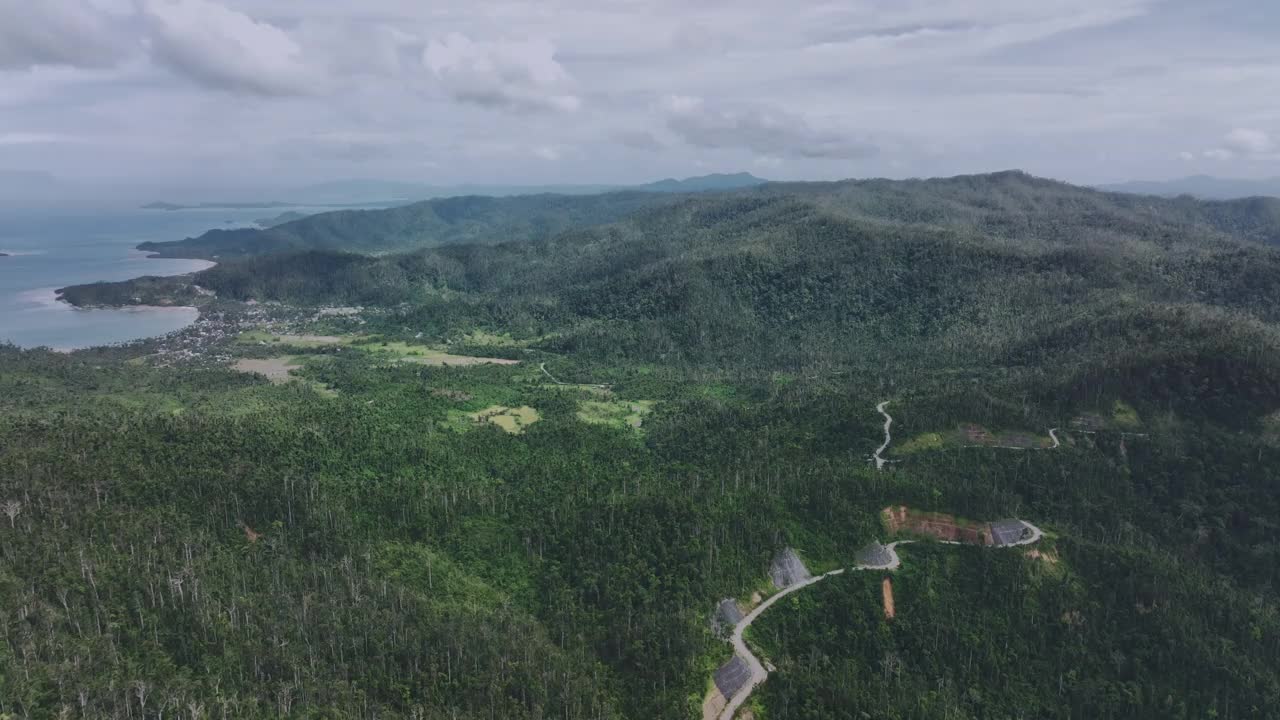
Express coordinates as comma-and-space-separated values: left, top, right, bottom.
136, 170, 1280, 261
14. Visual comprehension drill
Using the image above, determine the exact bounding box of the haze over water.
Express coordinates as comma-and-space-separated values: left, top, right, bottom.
0, 208, 256, 350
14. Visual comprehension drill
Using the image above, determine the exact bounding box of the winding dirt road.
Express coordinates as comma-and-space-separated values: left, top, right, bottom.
715, 527, 1042, 719
713, 400, 1056, 718
874, 400, 893, 469
540, 362, 609, 389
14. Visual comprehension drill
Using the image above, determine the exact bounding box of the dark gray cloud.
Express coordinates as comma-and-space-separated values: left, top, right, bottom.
0, 0, 133, 70
664, 97, 877, 160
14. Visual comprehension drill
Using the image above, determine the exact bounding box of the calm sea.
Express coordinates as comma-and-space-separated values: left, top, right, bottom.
0, 207, 268, 350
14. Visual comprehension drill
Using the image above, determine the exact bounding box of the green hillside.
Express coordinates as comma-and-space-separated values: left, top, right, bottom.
137, 191, 688, 259
10, 171, 1280, 719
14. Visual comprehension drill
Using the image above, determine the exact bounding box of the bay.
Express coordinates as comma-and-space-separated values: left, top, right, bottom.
0, 207, 265, 350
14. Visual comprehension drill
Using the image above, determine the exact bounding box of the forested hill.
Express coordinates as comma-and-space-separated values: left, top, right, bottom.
137, 171, 1280, 260
14, 168, 1280, 719
138, 191, 689, 259
87, 168, 1280, 420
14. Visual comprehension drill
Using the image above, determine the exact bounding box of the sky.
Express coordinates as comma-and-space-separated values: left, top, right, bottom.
1, 0, 1279, 202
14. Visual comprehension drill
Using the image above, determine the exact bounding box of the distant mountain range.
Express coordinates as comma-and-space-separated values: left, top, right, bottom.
142, 172, 770, 210
1098, 175, 1280, 200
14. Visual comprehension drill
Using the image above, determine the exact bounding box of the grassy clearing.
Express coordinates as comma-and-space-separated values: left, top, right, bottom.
353, 340, 519, 366
699, 383, 736, 400
545, 383, 614, 397
234, 357, 302, 383
238, 330, 347, 348
468, 405, 541, 434
893, 432, 945, 456
232, 357, 337, 397
456, 330, 523, 347
894, 424, 1053, 455
1112, 400, 1142, 428
576, 399, 655, 430
237, 331, 521, 367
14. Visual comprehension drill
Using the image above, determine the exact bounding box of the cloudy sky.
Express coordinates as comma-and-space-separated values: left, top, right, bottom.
2, 0, 1278, 200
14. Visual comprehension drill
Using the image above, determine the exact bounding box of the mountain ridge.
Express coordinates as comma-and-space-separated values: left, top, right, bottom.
137, 170, 1280, 260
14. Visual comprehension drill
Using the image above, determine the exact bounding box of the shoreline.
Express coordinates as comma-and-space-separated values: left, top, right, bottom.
5, 255, 217, 352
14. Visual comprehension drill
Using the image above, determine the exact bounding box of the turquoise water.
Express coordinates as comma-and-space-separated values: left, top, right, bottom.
0, 208, 266, 350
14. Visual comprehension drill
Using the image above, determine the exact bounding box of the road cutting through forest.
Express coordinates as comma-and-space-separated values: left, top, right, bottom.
715, 524, 1044, 720
540, 362, 610, 389
713, 401, 1056, 718
874, 400, 1064, 463
873, 400, 893, 469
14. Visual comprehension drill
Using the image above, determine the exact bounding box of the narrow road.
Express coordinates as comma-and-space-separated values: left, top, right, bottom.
715, 527, 1041, 720
540, 362, 609, 389
874, 400, 893, 470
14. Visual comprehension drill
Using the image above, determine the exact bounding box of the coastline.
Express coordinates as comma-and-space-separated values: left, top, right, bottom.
4, 257, 217, 352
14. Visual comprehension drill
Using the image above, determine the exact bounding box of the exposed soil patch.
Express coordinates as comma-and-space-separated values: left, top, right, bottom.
233, 357, 302, 383
882, 577, 896, 619
883, 506, 992, 545
956, 424, 1053, 449
702, 687, 727, 720
1025, 548, 1059, 564
239, 522, 261, 544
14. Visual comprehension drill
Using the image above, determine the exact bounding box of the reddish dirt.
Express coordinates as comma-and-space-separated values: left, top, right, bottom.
959, 424, 994, 444
882, 577, 895, 619
239, 522, 261, 544
1025, 548, 1058, 564
882, 506, 993, 545
701, 687, 727, 720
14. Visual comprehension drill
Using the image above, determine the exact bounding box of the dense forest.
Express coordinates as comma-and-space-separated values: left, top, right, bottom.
6, 171, 1280, 719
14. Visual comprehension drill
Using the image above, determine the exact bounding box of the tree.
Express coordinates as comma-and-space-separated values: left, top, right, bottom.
2, 500, 20, 529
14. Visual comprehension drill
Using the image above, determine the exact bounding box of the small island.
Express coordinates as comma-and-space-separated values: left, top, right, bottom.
256, 210, 310, 227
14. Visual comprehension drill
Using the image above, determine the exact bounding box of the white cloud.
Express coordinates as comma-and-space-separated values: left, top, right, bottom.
1222, 128, 1274, 155
138, 0, 319, 96
0, 132, 85, 145
1199, 128, 1276, 162
532, 145, 561, 160
664, 96, 877, 160
0, 0, 133, 69
1176, 151, 1194, 161
424, 33, 580, 113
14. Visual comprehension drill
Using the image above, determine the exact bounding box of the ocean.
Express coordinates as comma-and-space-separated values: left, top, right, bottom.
0, 207, 267, 350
